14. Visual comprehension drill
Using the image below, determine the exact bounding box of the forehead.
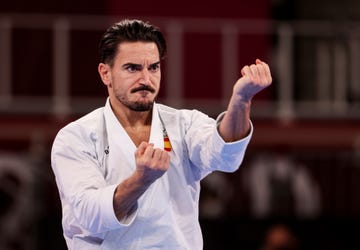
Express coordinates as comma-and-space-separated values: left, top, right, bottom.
115, 41, 160, 62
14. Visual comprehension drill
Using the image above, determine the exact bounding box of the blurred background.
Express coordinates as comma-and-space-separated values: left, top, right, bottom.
1, 0, 360, 249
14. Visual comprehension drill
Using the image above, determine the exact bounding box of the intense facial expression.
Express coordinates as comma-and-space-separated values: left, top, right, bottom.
100, 41, 161, 112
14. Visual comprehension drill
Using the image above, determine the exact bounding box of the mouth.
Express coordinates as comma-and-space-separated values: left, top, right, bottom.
131, 86, 155, 94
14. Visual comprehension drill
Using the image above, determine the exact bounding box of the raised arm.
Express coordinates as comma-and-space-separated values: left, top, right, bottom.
218, 59, 272, 142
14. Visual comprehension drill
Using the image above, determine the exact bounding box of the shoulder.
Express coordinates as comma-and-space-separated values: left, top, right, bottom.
156, 103, 178, 114
65, 107, 104, 130
156, 103, 207, 118
155, 103, 215, 128
54, 107, 105, 144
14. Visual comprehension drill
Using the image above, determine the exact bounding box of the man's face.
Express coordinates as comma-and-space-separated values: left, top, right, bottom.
101, 41, 161, 112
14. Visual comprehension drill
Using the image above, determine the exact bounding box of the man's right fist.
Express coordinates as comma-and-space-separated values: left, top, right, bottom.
134, 142, 170, 186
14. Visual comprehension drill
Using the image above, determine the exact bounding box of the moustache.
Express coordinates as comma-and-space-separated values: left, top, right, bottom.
131, 86, 156, 94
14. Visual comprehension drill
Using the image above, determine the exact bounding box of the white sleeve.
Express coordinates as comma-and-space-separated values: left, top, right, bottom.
51, 126, 137, 235
185, 110, 253, 179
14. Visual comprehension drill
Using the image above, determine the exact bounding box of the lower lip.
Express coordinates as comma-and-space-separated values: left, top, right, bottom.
138, 90, 150, 96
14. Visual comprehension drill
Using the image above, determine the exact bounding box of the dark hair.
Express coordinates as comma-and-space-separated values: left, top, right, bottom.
98, 19, 167, 66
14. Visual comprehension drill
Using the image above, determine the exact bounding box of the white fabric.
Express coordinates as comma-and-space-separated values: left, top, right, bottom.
51, 98, 252, 250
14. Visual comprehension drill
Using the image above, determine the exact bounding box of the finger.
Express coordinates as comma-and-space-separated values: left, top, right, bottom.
160, 150, 170, 163
152, 148, 164, 160
256, 63, 268, 84
241, 68, 246, 77
241, 65, 252, 78
256, 59, 272, 83
250, 64, 260, 80
262, 62, 272, 83
135, 141, 149, 157
156, 150, 170, 169
143, 143, 155, 158
155, 149, 170, 162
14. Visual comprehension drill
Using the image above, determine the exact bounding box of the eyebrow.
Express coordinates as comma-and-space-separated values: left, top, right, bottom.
149, 61, 161, 68
122, 61, 160, 69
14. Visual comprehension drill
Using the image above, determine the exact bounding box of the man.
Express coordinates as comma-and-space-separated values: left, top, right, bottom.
51, 19, 272, 250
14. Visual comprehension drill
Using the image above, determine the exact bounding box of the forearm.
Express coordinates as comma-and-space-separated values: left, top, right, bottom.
218, 59, 272, 142
218, 95, 251, 142
113, 172, 150, 221
113, 142, 170, 221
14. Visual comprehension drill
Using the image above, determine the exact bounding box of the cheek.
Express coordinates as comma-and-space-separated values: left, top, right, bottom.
112, 79, 132, 94
152, 73, 161, 85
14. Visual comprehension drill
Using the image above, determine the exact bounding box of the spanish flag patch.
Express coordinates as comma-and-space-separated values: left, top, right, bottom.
159, 114, 172, 152
164, 136, 172, 152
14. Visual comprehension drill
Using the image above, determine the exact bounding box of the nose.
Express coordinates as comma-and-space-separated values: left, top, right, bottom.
140, 68, 151, 85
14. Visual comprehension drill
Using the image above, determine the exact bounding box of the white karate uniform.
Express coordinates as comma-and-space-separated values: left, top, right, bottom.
51, 98, 252, 250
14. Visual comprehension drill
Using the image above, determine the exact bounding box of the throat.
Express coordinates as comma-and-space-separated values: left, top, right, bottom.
113, 107, 153, 147
125, 126, 151, 147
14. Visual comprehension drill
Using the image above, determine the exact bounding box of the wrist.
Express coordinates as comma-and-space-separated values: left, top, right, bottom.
229, 94, 252, 110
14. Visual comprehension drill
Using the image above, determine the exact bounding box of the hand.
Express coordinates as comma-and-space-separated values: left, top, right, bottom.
134, 142, 170, 186
233, 59, 272, 103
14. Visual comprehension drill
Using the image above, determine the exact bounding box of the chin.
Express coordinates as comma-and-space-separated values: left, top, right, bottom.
125, 98, 154, 111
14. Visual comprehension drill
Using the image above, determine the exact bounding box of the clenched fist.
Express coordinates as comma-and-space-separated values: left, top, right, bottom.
234, 59, 272, 102
134, 142, 170, 186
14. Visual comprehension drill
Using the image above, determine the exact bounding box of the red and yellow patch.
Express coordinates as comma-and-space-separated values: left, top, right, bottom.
163, 136, 172, 152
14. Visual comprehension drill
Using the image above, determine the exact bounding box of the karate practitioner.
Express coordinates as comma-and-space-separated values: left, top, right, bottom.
51, 19, 272, 250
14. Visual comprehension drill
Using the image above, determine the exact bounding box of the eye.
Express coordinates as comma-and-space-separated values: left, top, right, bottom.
125, 65, 139, 73
148, 63, 160, 72
124, 64, 142, 73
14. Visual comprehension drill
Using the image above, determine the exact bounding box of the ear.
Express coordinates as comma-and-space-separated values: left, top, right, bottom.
98, 63, 111, 86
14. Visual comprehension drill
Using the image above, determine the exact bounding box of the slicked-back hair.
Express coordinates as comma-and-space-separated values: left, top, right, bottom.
98, 19, 167, 67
